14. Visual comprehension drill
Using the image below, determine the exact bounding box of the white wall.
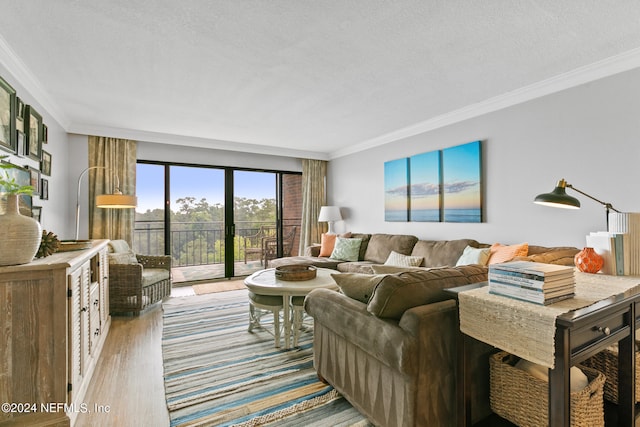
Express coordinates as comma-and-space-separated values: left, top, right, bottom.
328, 67, 640, 249
0, 63, 74, 239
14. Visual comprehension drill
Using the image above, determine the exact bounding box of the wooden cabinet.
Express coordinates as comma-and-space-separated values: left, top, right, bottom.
0, 240, 110, 427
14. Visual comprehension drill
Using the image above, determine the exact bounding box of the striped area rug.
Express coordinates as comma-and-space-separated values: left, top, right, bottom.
162, 289, 370, 427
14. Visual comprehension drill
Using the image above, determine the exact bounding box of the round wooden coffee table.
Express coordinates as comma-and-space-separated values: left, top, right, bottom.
244, 267, 339, 349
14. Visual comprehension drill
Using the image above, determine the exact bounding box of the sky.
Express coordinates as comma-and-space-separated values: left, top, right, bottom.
135, 164, 276, 213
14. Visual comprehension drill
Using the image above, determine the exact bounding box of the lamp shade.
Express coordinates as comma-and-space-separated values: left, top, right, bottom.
96, 193, 138, 208
318, 206, 342, 222
533, 179, 580, 210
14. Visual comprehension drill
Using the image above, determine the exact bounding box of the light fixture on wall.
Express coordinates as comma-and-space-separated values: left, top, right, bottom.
533, 178, 620, 228
318, 206, 342, 234
74, 166, 137, 241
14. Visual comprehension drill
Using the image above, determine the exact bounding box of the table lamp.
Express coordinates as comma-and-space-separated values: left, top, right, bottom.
318, 206, 342, 234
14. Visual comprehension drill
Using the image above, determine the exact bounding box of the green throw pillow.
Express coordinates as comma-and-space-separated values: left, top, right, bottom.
330, 237, 363, 262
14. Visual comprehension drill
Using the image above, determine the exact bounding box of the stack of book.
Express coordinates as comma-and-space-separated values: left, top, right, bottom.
488, 261, 575, 305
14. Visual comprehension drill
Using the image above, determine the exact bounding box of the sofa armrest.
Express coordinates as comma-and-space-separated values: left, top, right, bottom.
108, 263, 143, 291
136, 254, 172, 270
304, 244, 321, 257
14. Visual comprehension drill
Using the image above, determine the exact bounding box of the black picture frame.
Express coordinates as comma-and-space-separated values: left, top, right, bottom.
16, 131, 25, 158
32, 205, 42, 223
26, 165, 41, 196
24, 105, 42, 161
40, 178, 48, 200
0, 75, 17, 154
41, 150, 51, 176
42, 123, 48, 144
15, 97, 24, 133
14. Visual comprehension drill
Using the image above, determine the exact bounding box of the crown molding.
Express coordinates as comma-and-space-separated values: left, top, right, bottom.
0, 35, 71, 129
330, 47, 640, 160
68, 122, 330, 161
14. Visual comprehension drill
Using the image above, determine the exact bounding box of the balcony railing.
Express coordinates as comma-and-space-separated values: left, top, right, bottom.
133, 220, 287, 267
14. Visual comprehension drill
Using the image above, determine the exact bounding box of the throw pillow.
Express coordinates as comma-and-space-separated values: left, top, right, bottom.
384, 250, 424, 267
488, 242, 529, 265
108, 252, 138, 265
367, 265, 488, 319
455, 245, 491, 266
331, 273, 387, 304
319, 232, 352, 257
330, 237, 363, 261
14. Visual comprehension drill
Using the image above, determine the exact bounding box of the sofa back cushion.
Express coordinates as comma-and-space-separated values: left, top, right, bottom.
411, 239, 480, 267
364, 234, 418, 264
367, 265, 487, 319
350, 233, 372, 261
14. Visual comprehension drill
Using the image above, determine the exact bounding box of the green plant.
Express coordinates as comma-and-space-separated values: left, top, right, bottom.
0, 155, 34, 196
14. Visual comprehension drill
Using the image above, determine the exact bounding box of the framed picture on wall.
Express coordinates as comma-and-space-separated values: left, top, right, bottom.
442, 140, 483, 223
26, 165, 41, 196
384, 157, 410, 222
15, 97, 24, 133
16, 131, 25, 158
42, 124, 48, 144
32, 205, 42, 223
40, 178, 48, 200
0, 75, 17, 154
24, 105, 42, 161
41, 150, 51, 175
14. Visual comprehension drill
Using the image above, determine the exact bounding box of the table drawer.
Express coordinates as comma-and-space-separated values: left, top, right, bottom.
571, 310, 627, 353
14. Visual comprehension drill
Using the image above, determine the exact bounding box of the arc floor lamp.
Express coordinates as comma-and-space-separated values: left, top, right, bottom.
75, 166, 137, 241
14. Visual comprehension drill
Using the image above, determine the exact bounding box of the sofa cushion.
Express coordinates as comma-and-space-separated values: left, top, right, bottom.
108, 252, 138, 265
456, 245, 491, 266
108, 239, 132, 254
367, 265, 488, 319
330, 237, 363, 261
336, 261, 376, 274
384, 250, 424, 267
488, 242, 529, 264
351, 233, 372, 261
410, 239, 480, 267
364, 234, 419, 264
332, 273, 387, 303
142, 268, 170, 287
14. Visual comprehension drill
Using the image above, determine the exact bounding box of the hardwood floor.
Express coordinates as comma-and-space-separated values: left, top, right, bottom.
75, 304, 170, 427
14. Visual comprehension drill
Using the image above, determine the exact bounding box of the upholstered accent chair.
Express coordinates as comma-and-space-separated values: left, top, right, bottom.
107, 240, 172, 315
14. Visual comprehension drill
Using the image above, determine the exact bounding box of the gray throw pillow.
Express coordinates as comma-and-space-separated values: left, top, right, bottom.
330, 237, 363, 262
331, 273, 387, 304
367, 265, 487, 319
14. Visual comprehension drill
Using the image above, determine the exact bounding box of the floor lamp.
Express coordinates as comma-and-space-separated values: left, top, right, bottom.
533, 179, 620, 229
74, 166, 137, 241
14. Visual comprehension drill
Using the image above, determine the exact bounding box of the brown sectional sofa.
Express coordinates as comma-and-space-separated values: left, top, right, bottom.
270, 233, 579, 427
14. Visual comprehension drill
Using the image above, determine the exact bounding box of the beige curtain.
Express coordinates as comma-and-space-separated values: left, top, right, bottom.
298, 159, 327, 254
88, 136, 137, 244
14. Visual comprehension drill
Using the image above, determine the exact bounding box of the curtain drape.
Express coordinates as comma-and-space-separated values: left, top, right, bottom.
88, 136, 137, 244
298, 159, 327, 254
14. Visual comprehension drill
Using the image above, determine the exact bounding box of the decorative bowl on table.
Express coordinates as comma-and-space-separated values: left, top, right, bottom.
275, 264, 317, 281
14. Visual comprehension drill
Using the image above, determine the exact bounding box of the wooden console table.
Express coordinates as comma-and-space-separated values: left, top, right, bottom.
0, 240, 110, 426
447, 278, 640, 427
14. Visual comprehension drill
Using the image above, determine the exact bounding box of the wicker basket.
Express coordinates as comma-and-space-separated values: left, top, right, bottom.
490, 351, 605, 427
582, 344, 640, 404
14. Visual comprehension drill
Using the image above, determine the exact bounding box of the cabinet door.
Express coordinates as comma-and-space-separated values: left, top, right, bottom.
68, 262, 90, 402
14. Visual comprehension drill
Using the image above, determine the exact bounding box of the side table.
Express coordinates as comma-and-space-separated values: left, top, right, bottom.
446, 281, 640, 427
244, 267, 339, 349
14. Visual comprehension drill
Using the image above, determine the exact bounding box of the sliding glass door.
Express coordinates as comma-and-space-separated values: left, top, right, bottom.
134, 161, 301, 284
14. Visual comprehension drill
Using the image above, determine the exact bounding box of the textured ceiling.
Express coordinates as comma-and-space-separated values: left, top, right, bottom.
1, 1, 640, 159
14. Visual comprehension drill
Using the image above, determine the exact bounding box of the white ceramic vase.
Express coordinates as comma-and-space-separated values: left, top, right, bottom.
0, 194, 42, 266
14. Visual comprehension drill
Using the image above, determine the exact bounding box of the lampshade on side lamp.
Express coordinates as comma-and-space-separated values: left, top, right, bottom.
318, 206, 342, 234
534, 179, 620, 228
75, 166, 137, 241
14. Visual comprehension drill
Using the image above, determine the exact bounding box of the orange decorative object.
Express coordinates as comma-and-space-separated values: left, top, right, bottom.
574, 247, 604, 273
